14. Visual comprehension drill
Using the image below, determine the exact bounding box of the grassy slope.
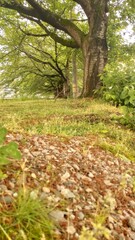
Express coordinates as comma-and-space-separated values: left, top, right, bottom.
0, 98, 134, 161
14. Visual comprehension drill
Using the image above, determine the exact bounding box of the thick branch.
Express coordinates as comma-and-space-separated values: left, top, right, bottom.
0, 0, 85, 46
26, 0, 84, 46
19, 14, 79, 48
37, 21, 79, 48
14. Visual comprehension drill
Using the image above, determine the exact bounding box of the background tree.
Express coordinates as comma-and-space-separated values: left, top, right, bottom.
0, 12, 73, 98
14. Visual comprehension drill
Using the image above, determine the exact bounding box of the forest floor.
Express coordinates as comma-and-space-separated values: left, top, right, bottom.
0, 99, 135, 240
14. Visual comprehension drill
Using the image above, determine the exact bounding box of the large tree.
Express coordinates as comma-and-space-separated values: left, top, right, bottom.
0, 0, 109, 97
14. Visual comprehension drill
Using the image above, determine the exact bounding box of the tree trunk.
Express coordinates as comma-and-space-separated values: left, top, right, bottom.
63, 58, 70, 97
54, 80, 70, 98
81, 1, 108, 97
72, 50, 78, 98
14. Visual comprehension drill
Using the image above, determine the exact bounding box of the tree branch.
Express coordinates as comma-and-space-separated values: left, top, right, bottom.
19, 14, 79, 48
71, 18, 88, 22
22, 50, 57, 70
18, 24, 48, 37
0, 0, 85, 46
36, 20, 80, 48
26, 43, 59, 65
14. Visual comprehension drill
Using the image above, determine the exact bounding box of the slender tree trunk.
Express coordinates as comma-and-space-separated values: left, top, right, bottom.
63, 58, 70, 97
81, 1, 108, 97
72, 50, 78, 98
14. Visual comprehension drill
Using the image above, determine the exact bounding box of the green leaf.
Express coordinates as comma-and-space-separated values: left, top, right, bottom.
124, 98, 130, 105
3, 142, 21, 160
120, 87, 129, 99
0, 155, 10, 166
0, 127, 7, 144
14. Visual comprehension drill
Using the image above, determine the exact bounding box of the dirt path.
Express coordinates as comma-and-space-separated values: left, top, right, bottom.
1, 132, 135, 240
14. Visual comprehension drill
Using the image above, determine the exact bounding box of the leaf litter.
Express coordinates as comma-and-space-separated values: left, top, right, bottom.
0, 132, 135, 240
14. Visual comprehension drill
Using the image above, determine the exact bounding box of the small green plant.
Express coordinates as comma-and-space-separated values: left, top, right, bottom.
0, 190, 55, 240
100, 62, 135, 108
119, 171, 135, 193
79, 225, 110, 240
120, 107, 135, 130
79, 209, 111, 240
79, 191, 117, 240
0, 126, 21, 179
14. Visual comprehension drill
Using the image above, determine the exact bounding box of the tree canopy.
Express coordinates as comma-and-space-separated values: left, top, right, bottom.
0, 0, 134, 97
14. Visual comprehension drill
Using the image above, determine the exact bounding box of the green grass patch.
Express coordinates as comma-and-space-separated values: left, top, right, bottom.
0, 190, 55, 240
0, 98, 134, 161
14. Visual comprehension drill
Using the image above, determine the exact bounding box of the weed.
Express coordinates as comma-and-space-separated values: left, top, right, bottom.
79, 210, 110, 239
79, 191, 116, 240
0, 190, 55, 240
119, 170, 135, 193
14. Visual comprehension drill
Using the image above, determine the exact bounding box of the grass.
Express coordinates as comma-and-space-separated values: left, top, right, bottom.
0, 98, 134, 161
0, 190, 55, 240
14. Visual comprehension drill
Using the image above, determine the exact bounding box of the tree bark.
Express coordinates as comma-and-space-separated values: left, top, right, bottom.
81, 0, 108, 97
81, 39, 107, 97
